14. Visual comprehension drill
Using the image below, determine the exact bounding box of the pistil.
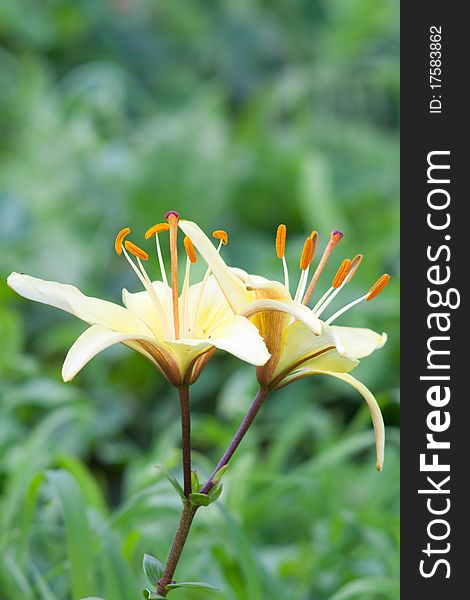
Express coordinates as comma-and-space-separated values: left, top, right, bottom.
166, 211, 180, 339
303, 229, 343, 305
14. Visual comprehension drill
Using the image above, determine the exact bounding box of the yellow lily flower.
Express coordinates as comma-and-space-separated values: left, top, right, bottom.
7, 213, 270, 387
179, 219, 389, 470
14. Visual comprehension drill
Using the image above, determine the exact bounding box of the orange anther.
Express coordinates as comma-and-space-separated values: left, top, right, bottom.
309, 230, 318, 262
299, 236, 314, 270
346, 253, 363, 282
367, 274, 390, 301
115, 227, 131, 255
145, 223, 170, 239
276, 224, 287, 259
184, 236, 197, 264
332, 259, 352, 288
213, 230, 228, 245
124, 240, 149, 261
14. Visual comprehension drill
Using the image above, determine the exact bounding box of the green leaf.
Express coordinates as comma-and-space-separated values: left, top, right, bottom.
16, 471, 45, 565
46, 469, 97, 599
191, 469, 200, 492
57, 455, 108, 515
328, 576, 399, 600
142, 590, 160, 599
189, 492, 211, 507
156, 466, 185, 502
143, 554, 164, 586
0, 552, 35, 599
212, 465, 228, 483
31, 564, 57, 600
208, 481, 223, 503
165, 581, 221, 591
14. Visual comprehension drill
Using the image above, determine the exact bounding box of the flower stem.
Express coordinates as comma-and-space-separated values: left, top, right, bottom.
157, 501, 197, 596
178, 386, 192, 498
157, 386, 270, 596
200, 386, 270, 494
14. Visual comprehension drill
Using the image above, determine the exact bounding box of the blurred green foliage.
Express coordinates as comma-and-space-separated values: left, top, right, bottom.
0, 0, 399, 599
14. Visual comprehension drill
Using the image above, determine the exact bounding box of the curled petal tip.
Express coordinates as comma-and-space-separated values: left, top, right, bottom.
7, 271, 22, 286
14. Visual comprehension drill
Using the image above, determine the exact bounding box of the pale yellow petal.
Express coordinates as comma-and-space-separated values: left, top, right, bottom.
329, 325, 387, 360
122, 281, 172, 339
169, 314, 269, 368
208, 315, 270, 366
280, 369, 385, 471
320, 371, 385, 471
244, 274, 291, 299
178, 220, 249, 312
240, 298, 322, 335
271, 320, 358, 385
62, 325, 158, 382
164, 338, 214, 375
8, 272, 152, 336
229, 267, 250, 282
185, 276, 234, 338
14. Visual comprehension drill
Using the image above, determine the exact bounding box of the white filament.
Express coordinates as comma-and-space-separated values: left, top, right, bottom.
180, 257, 191, 337
122, 247, 172, 339
190, 240, 223, 336
282, 256, 290, 293
294, 266, 309, 303
325, 294, 366, 325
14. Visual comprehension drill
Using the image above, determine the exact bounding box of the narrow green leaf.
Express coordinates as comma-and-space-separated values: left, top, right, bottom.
142, 589, 161, 599
57, 455, 108, 515
208, 481, 223, 503
16, 471, 45, 565
1, 406, 92, 534
156, 466, 185, 502
218, 506, 265, 600
143, 554, 164, 586
191, 469, 199, 492
212, 465, 228, 483
189, 492, 211, 507
165, 581, 221, 591
31, 565, 57, 600
46, 469, 97, 600
95, 511, 141, 600
328, 576, 399, 600
0, 552, 35, 599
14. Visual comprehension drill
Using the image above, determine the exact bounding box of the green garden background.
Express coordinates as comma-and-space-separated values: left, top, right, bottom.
0, 1, 399, 598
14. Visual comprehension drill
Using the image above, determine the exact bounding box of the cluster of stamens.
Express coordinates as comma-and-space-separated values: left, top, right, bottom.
275, 224, 390, 325
115, 212, 229, 341
114, 214, 390, 341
